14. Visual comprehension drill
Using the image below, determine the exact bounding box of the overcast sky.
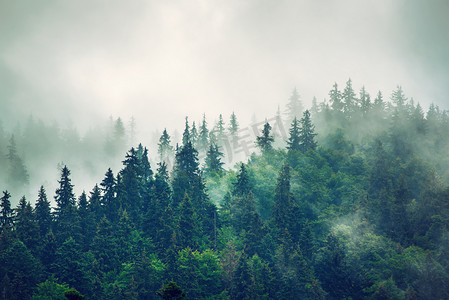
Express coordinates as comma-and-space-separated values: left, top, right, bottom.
1, 0, 449, 135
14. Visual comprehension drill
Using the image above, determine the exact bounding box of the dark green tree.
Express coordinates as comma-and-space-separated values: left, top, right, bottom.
35, 185, 52, 238
177, 193, 200, 250
15, 196, 39, 253
53, 237, 92, 296
204, 143, 224, 175
299, 110, 317, 153
287, 117, 300, 152
256, 122, 274, 154
54, 166, 79, 243
1, 240, 42, 300
231, 254, 252, 299
0, 191, 14, 233
232, 164, 251, 197
272, 163, 298, 239
156, 281, 187, 299
100, 168, 117, 221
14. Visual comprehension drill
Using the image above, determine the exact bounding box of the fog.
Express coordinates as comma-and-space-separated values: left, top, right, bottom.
1, 0, 449, 202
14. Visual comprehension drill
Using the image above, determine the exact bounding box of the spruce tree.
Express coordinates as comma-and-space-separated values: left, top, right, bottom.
342, 78, 357, 117
359, 86, 371, 116
217, 114, 226, 143
190, 121, 198, 148
100, 168, 117, 221
272, 163, 296, 237
177, 193, 200, 250
35, 185, 52, 238
53, 166, 79, 243
204, 144, 224, 175
158, 129, 174, 163
231, 254, 252, 299
54, 166, 76, 218
232, 164, 251, 197
329, 82, 343, 112
229, 112, 239, 145
15, 196, 39, 254
287, 117, 301, 152
298, 110, 317, 153
198, 114, 209, 153
182, 117, 190, 146
256, 122, 274, 154
391, 86, 407, 108
0, 191, 14, 233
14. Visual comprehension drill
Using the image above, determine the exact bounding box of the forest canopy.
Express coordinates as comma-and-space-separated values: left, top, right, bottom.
1, 81, 449, 299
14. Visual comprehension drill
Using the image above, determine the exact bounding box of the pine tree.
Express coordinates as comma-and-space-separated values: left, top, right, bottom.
256, 122, 274, 154
391, 86, 407, 108
77, 191, 92, 251
198, 114, 209, 153
342, 78, 357, 117
204, 143, 224, 175
54, 166, 76, 218
231, 254, 252, 299
100, 168, 117, 221
117, 147, 149, 226
89, 184, 103, 221
359, 86, 371, 116
217, 114, 226, 143
35, 185, 52, 238
53, 166, 79, 243
190, 121, 198, 147
0, 191, 14, 233
232, 164, 251, 197
177, 193, 200, 250
298, 110, 317, 153
286, 88, 304, 123
172, 141, 201, 208
229, 112, 239, 145
158, 129, 174, 163
272, 163, 297, 237
182, 117, 190, 146
287, 117, 300, 152
15, 196, 39, 253
329, 82, 343, 112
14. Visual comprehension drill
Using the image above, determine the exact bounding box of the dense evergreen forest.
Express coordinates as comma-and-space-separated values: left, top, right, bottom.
1, 80, 449, 299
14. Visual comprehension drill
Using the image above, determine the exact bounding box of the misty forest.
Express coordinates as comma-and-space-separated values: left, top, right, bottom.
1, 80, 449, 299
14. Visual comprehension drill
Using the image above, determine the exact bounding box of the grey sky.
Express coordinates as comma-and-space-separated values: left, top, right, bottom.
1, 0, 448, 134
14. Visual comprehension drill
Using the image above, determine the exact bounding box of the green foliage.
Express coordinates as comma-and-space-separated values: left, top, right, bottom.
3, 83, 449, 299
176, 248, 223, 298
32, 277, 69, 300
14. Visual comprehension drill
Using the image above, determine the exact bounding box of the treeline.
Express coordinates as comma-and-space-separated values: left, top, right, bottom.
0, 116, 132, 196
1, 80, 449, 299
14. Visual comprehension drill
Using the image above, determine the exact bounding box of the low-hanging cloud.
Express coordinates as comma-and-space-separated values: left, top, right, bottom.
1, 0, 448, 135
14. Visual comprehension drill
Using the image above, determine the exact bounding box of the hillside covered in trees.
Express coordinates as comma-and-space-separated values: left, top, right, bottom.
1, 81, 449, 299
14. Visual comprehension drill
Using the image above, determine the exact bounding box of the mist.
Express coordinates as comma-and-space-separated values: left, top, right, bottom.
1, 0, 449, 202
